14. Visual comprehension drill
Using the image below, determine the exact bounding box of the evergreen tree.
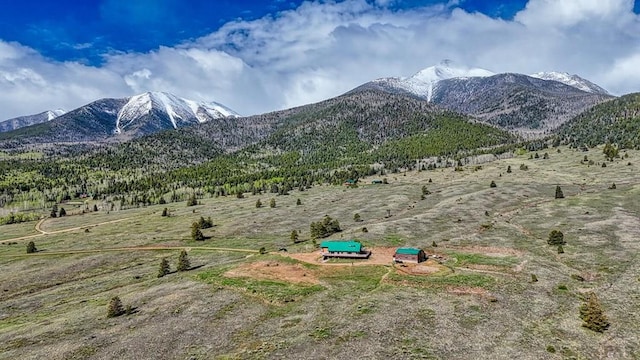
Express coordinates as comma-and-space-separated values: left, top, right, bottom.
506, 165, 512, 173
50, 204, 58, 218
187, 194, 198, 206
93, 204, 99, 212
557, 245, 564, 254
269, 198, 276, 208
26, 241, 37, 254
259, 247, 267, 254
107, 296, 125, 318
548, 230, 566, 245
603, 143, 618, 161
177, 250, 190, 271
490, 180, 497, 188
579, 293, 610, 332
256, 199, 262, 208
353, 213, 362, 222
290, 229, 299, 244
161, 207, 168, 217
555, 185, 564, 199
191, 222, 205, 241
157, 258, 170, 278
296, 198, 302, 206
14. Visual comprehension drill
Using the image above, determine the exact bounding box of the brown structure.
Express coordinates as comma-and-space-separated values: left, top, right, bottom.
393, 247, 427, 263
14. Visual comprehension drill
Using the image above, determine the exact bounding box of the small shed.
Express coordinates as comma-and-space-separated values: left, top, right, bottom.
320, 240, 371, 260
393, 247, 427, 263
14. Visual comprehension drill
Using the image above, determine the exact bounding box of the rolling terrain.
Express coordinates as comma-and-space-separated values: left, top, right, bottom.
1, 146, 638, 359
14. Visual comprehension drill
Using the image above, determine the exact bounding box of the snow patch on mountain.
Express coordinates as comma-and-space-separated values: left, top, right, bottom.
46, 109, 66, 121
372, 60, 494, 101
115, 92, 239, 134
530, 72, 610, 95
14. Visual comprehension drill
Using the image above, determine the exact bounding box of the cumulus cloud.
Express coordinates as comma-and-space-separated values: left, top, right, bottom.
0, 0, 639, 120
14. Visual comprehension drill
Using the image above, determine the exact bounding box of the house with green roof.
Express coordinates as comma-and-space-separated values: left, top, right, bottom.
393, 247, 427, 263
320, 240, 371, 260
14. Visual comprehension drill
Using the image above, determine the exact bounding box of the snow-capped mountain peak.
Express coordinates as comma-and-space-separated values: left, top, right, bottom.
115, 91, 239, 134
369, 60, 495, 101
529, 72, 610, 95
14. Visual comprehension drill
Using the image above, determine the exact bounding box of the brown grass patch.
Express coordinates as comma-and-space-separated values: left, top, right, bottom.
446, 245, 523, 257
223, 261, 319, 284
445, 286, 490, 296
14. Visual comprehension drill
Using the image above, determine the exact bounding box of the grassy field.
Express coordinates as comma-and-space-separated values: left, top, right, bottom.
1, 146, 639, 359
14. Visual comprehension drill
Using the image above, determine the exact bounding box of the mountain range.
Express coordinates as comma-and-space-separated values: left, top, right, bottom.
0, 92, 239, 143
353, 60, 613, 134
0, 61, 619, 151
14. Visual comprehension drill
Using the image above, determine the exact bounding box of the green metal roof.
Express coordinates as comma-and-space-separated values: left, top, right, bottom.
321, 240, 362, 253
395, 247, 422, 255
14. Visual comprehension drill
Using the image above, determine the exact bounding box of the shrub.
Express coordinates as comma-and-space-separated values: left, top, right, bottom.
157, 258, 170, 278
557, 245, 564, 254
353, 213, 362, 222
432, 241, 438, 247
191, 222, 205, 241
361, 227, 368, 233
490, 180, 497, 188
255, 199, 262, 208
531, 274, 538, 282
519, 164, 528, 171
186, 194, 197, 206
270, 198, 276, 208
177, 250, 190, 271
548, 230, 566, 245
609, 183, 616, 189
26, 241, 37, 254
259, 247, 267, 255
106, 296, 125, 318
580, 293, 610, 332
290, 230, 299, 244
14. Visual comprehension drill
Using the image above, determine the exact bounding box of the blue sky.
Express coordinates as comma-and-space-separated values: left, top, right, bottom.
0, 0, 531, 65
0, 0, 639, 119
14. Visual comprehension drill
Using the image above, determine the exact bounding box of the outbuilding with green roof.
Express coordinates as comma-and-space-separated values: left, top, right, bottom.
393, 247, 427, 263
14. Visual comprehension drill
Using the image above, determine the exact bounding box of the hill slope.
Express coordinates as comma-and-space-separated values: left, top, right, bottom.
556, 93, 640, 149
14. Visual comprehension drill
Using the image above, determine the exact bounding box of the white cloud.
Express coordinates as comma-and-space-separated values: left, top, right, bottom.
0, 0, 639, 120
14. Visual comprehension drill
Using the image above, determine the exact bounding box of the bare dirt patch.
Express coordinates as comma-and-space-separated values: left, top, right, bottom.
394, 259, 447, 276
224, 261, 319, 284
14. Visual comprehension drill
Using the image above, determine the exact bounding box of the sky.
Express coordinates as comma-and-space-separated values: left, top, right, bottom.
0, 0, 639, 119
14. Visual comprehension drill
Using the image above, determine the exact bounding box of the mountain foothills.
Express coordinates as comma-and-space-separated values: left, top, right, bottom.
556, 93, 640, 149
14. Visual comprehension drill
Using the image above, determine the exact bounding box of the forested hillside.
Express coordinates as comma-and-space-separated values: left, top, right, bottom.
556, 93, 640, 149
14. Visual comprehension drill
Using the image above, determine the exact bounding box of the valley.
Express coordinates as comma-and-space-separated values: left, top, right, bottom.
1, 146, 639, 359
